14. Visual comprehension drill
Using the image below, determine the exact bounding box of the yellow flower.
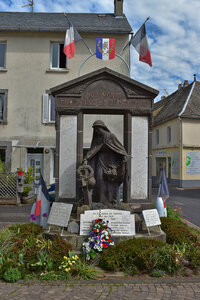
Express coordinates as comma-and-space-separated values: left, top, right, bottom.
63, 256, 68, 259
59, 266, 62, 269
72, 261, 75, 264
72, 256, 75, 259
65, 268, 71, 272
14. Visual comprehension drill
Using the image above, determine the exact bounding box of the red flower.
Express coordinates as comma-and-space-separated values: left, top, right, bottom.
108, 235, 111, 238
98, 219, 103, 222
105, 226, 108, 229
93, 229, 97, 233
103, 244, 108, 248
99, 229, 103, 231
107, 239, 111, 242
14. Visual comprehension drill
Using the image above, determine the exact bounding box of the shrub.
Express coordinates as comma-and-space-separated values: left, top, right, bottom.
9, 223, 42, 238
0, 257, 19, 279
99, 238, 180, 274
161, 217, 199, 245
49, 234, 72, 268
22, 185, 32, 197
161, 217, 200, 269
0, 228, 17, 255
3, 267, 22, 282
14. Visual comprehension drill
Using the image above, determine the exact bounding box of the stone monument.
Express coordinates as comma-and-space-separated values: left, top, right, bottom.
51, 67, 159, 210
47, 68, 166, 247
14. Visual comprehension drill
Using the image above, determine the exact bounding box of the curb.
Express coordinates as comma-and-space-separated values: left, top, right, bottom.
185, 219, 200, 232
2, 277, 200, 286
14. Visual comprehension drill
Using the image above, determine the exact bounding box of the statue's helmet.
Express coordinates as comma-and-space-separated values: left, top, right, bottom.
92, 120, 109, 131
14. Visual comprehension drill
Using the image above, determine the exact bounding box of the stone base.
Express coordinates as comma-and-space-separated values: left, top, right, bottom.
44, 228, 166, 251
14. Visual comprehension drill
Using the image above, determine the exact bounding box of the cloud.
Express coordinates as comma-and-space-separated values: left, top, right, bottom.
0, 0, 200, 101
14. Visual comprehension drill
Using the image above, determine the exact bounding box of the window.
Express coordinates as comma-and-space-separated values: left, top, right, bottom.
0, 148, 6, 163
156, 129, 159, 145
167, 126, 171, 143
0, 90, 8, 124
42, 94, 55, 123
0, 148, 6, 172
0, 42, 6, 69
50, 43, 66, 69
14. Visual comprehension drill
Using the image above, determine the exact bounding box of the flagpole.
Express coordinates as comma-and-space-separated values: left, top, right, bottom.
63, 13, 93, 55
119, 32, 133, 56
119, 16, 150, 57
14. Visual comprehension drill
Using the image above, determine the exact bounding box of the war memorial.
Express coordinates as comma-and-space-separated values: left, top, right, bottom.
44, 67, 167, 247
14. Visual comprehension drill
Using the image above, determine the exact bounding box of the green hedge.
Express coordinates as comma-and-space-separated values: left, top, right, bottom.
99, 238, 179, 274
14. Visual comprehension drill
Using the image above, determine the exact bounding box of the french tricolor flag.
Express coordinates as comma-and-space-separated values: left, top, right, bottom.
30, 175, 50, 229
131, 24, 152, 67
96, 38, 115, 61
63, 20, 82, 59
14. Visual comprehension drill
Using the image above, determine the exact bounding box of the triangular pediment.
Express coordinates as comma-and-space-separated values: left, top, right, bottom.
51, 68, 159, 99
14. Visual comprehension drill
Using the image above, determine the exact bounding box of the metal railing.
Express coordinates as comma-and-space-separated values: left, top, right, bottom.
0, 172, 18, 203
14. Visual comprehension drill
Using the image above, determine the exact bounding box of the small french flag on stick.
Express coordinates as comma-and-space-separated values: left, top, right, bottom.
96, 38, 115, 61
63, 20, 82, 59
131, 23, 152, 67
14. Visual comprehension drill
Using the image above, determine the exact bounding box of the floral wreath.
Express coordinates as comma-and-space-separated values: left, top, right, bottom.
82, 218, 115, 260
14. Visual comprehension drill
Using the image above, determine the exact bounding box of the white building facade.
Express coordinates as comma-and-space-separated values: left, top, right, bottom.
0, 2, 132, 184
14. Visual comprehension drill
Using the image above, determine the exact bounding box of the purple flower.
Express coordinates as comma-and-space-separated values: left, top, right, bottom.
42, 213, 48, 218
30, 214, 36, 220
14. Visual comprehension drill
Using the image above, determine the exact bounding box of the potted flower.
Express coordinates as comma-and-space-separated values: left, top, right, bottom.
17, 168, 24, 176
21, 185, 33, 204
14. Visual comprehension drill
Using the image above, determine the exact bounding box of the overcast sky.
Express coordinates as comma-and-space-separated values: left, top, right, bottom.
1, 0, 200, 101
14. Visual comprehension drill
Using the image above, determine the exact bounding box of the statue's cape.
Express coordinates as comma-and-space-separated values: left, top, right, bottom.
85, 131, 127, 161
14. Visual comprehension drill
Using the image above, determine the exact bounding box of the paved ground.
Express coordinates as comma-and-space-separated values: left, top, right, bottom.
0, 278, 200, 300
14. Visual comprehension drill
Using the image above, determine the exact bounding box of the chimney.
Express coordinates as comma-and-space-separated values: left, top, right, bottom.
183, 80, 189, 86
114, 0, 124, 16
194, 74, 197, 82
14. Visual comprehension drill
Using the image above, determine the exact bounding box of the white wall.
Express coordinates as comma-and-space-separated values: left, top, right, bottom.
0, 31, 129, 141
152, 119, 180, 149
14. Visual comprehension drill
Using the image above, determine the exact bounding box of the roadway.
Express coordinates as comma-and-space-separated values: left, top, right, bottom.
152, 188, 200, 227
0, 188, 200, 228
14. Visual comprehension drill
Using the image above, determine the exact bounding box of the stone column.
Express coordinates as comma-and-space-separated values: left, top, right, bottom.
59, 115, 77, 200
131, 116, 148, 199
148, 114, 153, 201
76, 112, 83, 200
124, 112, 131, 202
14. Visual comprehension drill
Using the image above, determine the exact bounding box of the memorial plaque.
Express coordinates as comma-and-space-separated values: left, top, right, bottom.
80, 209, 135, 236
142, 209, 161, 228
47, 203, 73, 228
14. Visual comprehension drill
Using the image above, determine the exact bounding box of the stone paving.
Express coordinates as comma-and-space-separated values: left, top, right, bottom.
0, 278, 200, 300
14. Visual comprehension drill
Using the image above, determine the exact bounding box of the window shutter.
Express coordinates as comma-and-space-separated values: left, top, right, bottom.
42, 94, 49, 123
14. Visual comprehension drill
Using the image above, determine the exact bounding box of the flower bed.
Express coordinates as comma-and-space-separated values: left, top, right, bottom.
0, 212, 199, 282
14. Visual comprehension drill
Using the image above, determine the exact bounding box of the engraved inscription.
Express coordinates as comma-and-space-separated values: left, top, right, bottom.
57, 97, 150, 109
